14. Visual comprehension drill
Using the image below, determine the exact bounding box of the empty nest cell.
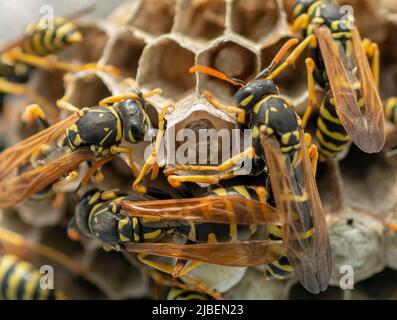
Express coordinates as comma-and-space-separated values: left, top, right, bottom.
60, 25, 109, 65
65, 74, 112, 108
128, 0, 176, 36
196, 38, 258, 102
231, 0, 281, 42
137, 37, 196, 101
106, 31, 146, 78
176, 0, 227, 41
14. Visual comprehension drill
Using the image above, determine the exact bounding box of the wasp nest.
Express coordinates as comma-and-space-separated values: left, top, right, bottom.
1, 0, 397, 300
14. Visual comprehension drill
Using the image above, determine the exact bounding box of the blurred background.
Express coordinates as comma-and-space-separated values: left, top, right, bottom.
0, 0, 126, 46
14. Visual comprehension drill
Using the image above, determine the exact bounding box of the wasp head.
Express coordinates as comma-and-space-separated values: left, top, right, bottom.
234, 79, 279, 110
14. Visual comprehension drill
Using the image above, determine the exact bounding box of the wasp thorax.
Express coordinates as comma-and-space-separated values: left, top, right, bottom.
292, 0, 319, 17
66, 107, 121, 156
117, 99, 152, 144
234, 80, 279, 110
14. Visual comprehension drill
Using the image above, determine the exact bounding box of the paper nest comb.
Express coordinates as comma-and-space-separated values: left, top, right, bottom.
1, 0, 397, 299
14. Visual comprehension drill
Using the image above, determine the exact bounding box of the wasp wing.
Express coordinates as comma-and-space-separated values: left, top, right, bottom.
0, 114, 78, 182
315, 26, 383, 153
0, 149, 93, 208
126, 240, 286, 267
261, 129, 331, 294
351, 26, 385, 152
120, 196, 283, 226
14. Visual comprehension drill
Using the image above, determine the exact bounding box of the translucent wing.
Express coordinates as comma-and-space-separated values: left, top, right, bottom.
261, 128, 331, 294
0, 149, 93, 208
120, 196, 284, 226
351, 26, 385, 152
315, 26, 384, 153
126, 240, 286, 267
0, 114, 78, 182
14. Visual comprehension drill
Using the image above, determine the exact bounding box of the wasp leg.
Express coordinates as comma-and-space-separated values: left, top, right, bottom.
52, 192, 65, 209
268, 34, 316, 80
167, 172, 235, 188
56, 99, 82, 114
290, 13, 310, 34
75, 156, 112, 194
362, 39, 380, 87
172, 259, 203, 278
203, 90, 246, 124
164, 147, 255, 175
99, 88, 162, 107
133, 104, 175, 193
0, 77, 55, 115
305, 133, 319, 177
52, 170, 80, 192
110, 145, 140, 178
3, 48, 120, 77
255, 186, 268, 204
22, 104, 50, 129
302, 58, 318, 129
138, 253, 222, 300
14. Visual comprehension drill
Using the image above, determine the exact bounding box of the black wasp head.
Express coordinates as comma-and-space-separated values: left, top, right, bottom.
234, 79, 279, 110
292, 0, 319, 17
74, 189, 101, 238
117, 98, 152, 144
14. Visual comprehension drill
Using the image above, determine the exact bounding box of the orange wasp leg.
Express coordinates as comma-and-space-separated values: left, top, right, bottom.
164, 147, 255, 175
202, 90, 246, 124
290, 13, 310, 34
137, 253, 223, 300
133, 104, 175, 194
3, 47, 121, 77
302, 58, 318, 129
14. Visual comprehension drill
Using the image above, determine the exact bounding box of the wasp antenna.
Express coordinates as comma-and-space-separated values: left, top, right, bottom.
189, 65, 245, 87
270, 38, 299, 69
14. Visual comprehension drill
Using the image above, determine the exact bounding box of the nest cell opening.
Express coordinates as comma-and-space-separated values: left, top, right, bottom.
231, 0, 280, 42
129, 0, 176, 36
106, 32, 146, 78
60, 26, 109, 64
176, 0, 227, 41
261, 38, 308, 101
67, 74, 112, 108
197, 41, 258, 102
138, 39, 196, 100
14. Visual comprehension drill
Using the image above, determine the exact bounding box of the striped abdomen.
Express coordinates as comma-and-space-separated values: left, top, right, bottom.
315, 91, 350, 162
176, 186, 262, 244
0, 254, 56, 300
385, 97, 397, 126
166, 287, 212, 300
22, 17, 82, 56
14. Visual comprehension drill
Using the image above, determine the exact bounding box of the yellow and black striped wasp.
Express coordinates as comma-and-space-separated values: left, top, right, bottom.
0, 5, 119, 110
286, 0, 385, 161
152, 38, 331, 293
0, 226, 89, 300
0, 79, 170, 208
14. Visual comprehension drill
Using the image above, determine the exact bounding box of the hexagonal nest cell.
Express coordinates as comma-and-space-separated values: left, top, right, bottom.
196, 38, 259, 101
137, 36, 196, 100
128, 0, 176, 36
231, 0, 281, 42
2, 0, 397, 301
175, 0, 227, 41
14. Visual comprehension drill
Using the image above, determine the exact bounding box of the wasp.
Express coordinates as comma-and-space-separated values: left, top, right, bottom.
156, 39, 331, 293
0, 6, 119, 109
0, 227, 89, 300
0, 79, 171, 208
285, 0, 385, 161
